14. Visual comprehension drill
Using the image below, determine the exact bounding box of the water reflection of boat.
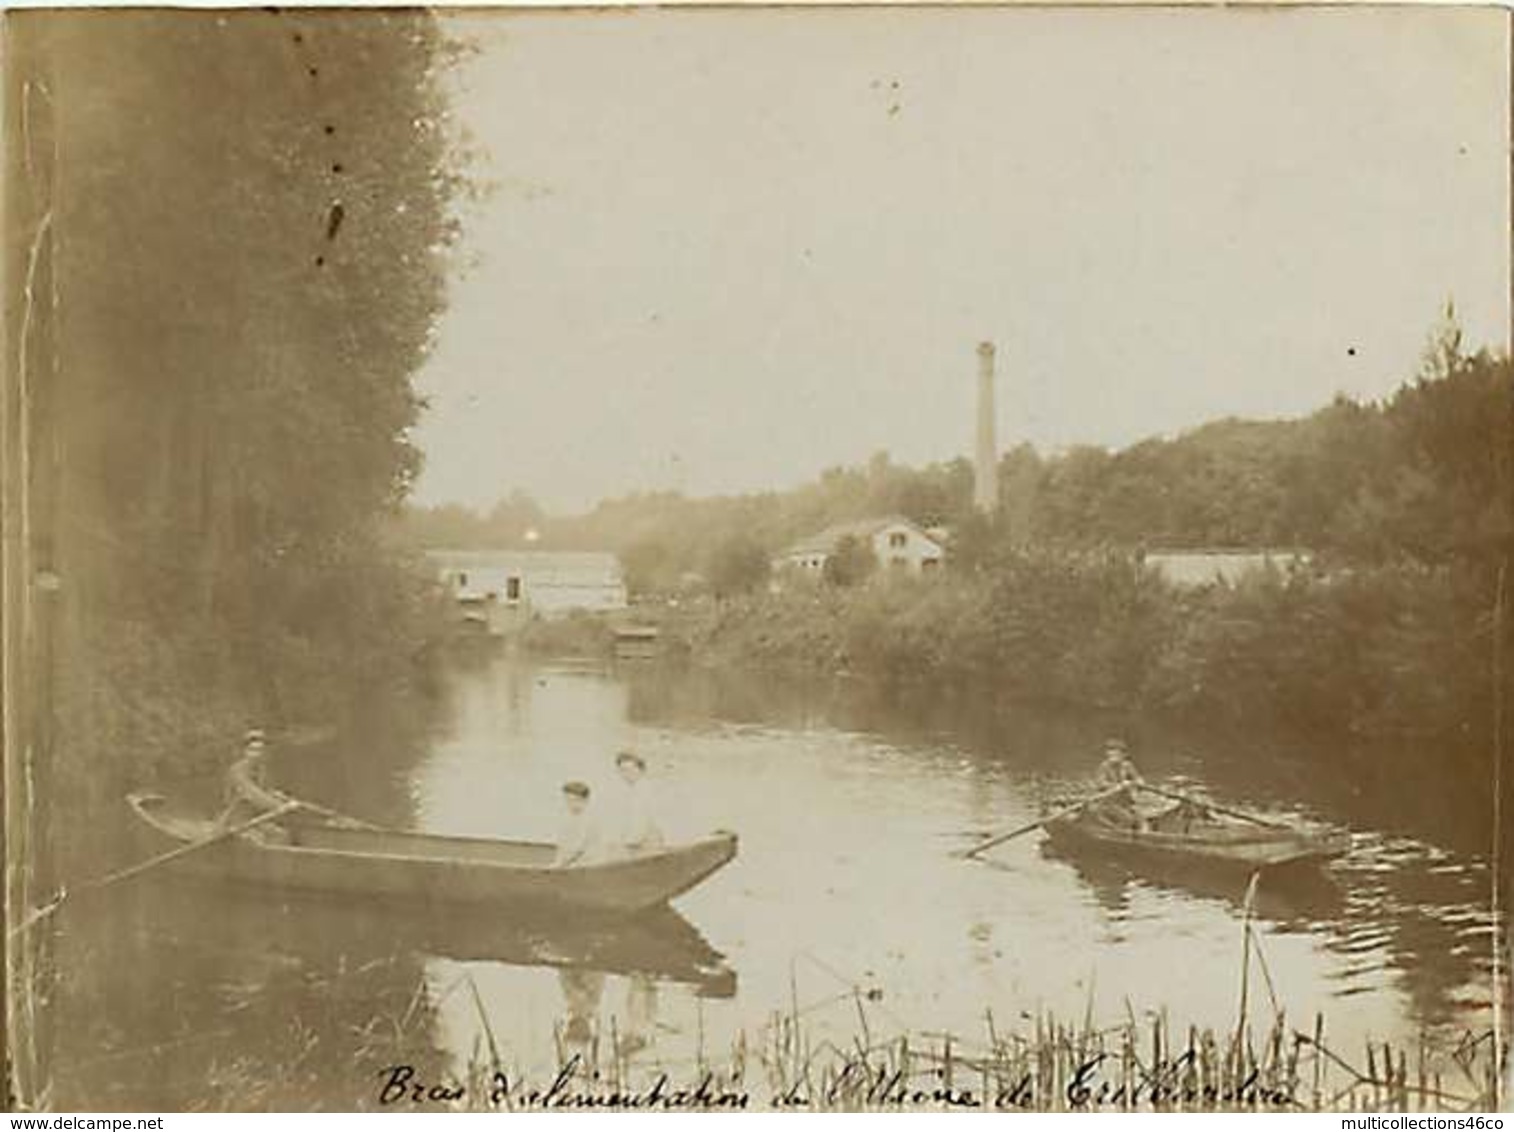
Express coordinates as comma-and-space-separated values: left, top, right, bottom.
127, 792, 738, 916
134, 875, 738, 998
1040, 833, 1347, 926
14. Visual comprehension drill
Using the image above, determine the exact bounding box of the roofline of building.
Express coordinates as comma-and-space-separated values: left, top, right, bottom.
778, 514, 941, 557
1141, 547, 1315, 557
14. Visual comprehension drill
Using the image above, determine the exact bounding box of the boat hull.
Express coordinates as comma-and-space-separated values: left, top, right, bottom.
128, 794, 738, 916
1044, 811, 1350, 873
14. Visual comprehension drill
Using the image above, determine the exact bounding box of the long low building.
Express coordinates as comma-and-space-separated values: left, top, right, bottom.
427, 549, 628, 630
1141, 547, 1313, 587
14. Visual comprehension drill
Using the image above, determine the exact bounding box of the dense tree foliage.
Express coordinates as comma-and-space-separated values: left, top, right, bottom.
400, 452, 975, 586
707, 536, 772, 599
670, 335, 1511, 745
403, 336, 1511, 595
822, 534, 878, 588
4, 13, 469, 1106
26, 10, 467, 786
997, 351, 1511, 568
679, 550, 1499, 748
401, 324, 1508, 749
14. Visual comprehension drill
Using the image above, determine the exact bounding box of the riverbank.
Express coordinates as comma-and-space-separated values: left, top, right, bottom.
35, 645, 1503, 1112
254, 986, 1506, 1112
47, 554, 454, 873
643, 552, 1499, 748
448, 1003, 1501, 1113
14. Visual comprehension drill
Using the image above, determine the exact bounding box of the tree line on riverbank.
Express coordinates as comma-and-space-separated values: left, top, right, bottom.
681, 332, 1509, 747
676, 546, 1496, 743
409, 320, 1511, 747
10, 12, 467, 865
408, 314, 1509, 583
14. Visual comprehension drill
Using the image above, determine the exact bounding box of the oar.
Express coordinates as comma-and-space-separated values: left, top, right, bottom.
1130, 782, 1293, 831
233, 758, 382, 830
260, 789, 381, 831
956, 786, 1124, 861
7, 800, 300, 941
293, 799, 382, 831
92, 799, 302, 888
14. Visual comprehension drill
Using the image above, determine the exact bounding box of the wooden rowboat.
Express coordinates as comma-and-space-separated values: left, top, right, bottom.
127, 792, 738, 916
1044, 802, 1351, 872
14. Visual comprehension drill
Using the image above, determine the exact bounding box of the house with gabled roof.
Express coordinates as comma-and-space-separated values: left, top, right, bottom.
774, 515, 945, 578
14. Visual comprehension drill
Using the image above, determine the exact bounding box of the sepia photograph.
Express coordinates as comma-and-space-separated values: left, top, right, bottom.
2, 2, 1510, 1114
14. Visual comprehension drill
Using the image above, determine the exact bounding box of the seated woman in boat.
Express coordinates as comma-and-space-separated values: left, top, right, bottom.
612, 749, 665, 858
554, 781, 603, 868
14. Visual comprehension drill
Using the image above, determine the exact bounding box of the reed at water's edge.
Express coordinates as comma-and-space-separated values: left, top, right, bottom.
441, 886, 1504, 1114
25, 857, 1506, 1112
443, 998, 1502, 1113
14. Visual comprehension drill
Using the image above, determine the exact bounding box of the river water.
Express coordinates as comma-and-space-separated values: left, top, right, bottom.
47, 652, 1499, 1110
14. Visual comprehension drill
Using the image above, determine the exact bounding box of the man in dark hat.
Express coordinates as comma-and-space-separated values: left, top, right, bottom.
612, 749, 664, 858
553, 781, 601, 868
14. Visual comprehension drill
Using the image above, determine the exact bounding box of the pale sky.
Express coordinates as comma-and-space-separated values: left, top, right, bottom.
413, 6, 1510, 513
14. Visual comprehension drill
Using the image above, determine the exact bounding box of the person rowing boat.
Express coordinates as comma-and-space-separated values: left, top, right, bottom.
1091, 739, 1220, 834
1091, 737, 1151, 831
1096, 737, 1141, 790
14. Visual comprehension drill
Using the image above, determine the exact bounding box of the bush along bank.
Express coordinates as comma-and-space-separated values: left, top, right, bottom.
668, 550, 1500, 746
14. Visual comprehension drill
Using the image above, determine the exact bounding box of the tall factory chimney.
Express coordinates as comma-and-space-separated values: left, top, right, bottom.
974, 340, 999, 513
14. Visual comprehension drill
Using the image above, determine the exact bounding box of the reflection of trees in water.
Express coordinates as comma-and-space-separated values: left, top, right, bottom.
623, 661, 1495, 1045
625, 663, 1120, 776
270, 689, 450, 830
637, 660, 1491, 864
1042, 839, 1351, 932
1329, 867, 1499, 1035
623, 662, 826, 731
50, 878, 735, 1110
49, 882, 447, 1110
632, 662, 1490, 853
1041, 839, 1495, 1037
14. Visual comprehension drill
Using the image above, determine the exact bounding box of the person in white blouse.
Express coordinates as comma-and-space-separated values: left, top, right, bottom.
612, 749, 665, 858
553, 780, 602, 867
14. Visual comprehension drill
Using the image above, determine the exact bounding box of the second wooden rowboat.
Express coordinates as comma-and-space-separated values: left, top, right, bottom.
1044, 803, 1350, 871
